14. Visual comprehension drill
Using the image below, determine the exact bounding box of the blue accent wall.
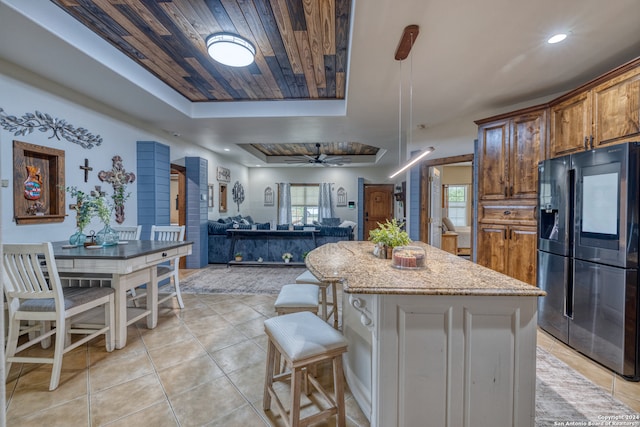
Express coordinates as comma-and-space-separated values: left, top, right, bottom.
136, 141, 170, 239
185, 157, 208, 268
409, 153, 421, 241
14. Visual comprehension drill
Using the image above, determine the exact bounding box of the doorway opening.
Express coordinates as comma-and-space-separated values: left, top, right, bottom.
420, 154, 474, 258
170, 164, 186, 268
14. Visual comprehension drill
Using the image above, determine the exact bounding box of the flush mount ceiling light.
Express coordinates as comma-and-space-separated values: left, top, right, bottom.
206, 33, 255, 67
547, 33, 568, 44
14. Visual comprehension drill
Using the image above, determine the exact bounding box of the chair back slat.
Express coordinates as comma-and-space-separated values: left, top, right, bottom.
112, 225, 142, 240
2, 243, 62, 303
150, 225, 185, 242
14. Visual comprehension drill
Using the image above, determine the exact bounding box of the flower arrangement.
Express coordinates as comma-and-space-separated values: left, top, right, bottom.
66, 186, 102, 232
369, 219, 411, 259
282, 252, 293, 261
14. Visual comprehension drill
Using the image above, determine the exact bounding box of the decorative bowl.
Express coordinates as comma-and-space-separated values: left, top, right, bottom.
391, 246, 426, 269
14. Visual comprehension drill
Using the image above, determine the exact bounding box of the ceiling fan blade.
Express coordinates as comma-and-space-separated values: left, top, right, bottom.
318, 153, 327, 161
302, 155, 317, 161
325, 157, 351, 164
284, 157, 310, 164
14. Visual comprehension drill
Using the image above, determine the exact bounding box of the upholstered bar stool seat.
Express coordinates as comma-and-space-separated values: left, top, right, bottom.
295, 270, 338, 328
263, 311, 348, 427
274, 284, 319, 315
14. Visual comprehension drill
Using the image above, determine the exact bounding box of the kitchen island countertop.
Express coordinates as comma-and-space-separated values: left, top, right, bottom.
306, 240, 545, 296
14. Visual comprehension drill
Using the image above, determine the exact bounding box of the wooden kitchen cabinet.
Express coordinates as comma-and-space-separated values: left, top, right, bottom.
550, 63, 640, 158
477, 223, 537, 285
476, 108, 545, 201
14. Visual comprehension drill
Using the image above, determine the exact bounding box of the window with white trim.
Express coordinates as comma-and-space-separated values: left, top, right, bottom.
291, 184, 319, 225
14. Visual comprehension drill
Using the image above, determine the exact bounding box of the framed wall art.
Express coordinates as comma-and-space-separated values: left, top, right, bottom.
217, 166, 230, 182
337, 187, 347, 207
219, 183, 227, 212
13, 140, 66, 224
264, 186, 274, 206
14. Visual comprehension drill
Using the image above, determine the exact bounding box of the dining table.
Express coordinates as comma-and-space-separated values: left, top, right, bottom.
51, 240, 193, 349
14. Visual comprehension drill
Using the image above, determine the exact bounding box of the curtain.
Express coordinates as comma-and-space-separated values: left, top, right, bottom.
318, 182, 334, 222
278, 182, 291, 225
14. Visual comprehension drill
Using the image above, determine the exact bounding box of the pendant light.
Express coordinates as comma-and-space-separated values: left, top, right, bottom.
389, 25, 435, 179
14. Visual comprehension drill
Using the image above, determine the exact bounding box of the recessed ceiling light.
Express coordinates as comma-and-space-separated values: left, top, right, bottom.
547, 33, 568, 44
223, 148, 230, 152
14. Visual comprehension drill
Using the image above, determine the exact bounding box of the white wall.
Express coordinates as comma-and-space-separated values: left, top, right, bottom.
246, 166, 395, 224
0, 67, 248, 243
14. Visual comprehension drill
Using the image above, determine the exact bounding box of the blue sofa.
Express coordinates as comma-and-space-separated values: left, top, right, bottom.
207, 217, 354, 264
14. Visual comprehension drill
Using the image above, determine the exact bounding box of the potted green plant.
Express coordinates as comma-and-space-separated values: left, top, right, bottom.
235, 252, 243, 262
369, 219, 411, 259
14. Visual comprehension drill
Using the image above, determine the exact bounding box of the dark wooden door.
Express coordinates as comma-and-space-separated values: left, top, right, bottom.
506, 225, 537, 285
550, 91, 591, 157
364, 184, 394, 240
510, 110, 545, 199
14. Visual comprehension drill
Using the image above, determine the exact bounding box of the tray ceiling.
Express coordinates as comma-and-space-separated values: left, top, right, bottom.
50, 0, 351, 103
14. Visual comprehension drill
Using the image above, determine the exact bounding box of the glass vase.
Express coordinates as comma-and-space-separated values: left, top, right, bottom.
69, 230, 87, 246
95, 224, 119, 246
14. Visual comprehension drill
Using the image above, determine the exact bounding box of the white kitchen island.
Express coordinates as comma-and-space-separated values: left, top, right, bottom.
306, 241, 545, 427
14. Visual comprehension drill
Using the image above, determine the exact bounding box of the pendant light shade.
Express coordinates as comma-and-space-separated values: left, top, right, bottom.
206, 33, 256, 67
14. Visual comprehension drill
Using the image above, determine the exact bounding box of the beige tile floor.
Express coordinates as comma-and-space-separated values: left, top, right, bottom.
4, 284, 368, 427
5, 271, 640, 426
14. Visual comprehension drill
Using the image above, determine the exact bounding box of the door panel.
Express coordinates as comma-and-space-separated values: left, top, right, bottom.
537, 251, 570, 343
364, 184, 394, 240
507, 226, 537, 285
477, 224, 507, 274
428, 167, 442, 248
571, 259, 635, 376
478, 121, 508, 200
510, 111, 544, 199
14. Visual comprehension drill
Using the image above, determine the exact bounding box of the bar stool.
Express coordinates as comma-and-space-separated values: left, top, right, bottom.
274, 284, 319, 316
263, 311, 348, 427
295, 270, 339, 328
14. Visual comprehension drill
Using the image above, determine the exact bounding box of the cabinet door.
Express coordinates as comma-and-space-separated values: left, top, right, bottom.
478, 120, 508, 200
477, 224, 507, 274
592, 67, 640, 147
550, 92, 591, 157
506, 225, 537, 286
510, 110, 545, 199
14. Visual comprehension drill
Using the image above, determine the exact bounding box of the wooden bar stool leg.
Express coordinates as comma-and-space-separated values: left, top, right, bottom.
290, 367, 303, 427
319, 286, 328, 321
330, 282, 338, 328
263, 340, 276, 410
333, 356, 346, 427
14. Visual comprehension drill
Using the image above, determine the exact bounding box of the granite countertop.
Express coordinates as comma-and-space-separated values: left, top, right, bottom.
305, 241, 546, 296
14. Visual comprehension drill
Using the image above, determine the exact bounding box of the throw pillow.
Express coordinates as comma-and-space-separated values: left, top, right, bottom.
339, 220, 357, 229
442, 217, 456, 232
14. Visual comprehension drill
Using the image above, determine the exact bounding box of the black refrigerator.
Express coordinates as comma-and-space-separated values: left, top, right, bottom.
537, 142, 640, 380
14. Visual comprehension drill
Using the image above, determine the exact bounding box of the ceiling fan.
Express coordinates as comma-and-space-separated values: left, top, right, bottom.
284, 143, 352, 166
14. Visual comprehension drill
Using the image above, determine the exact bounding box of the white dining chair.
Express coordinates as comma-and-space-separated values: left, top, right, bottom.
3, 242, 115, 390
112, 225, 142, 240
129, 225, 185, 309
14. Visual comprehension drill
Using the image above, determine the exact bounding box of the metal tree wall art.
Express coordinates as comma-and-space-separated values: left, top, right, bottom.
0, 108, 103, 149
232, 181, 245, 212
98, 156, 135, 223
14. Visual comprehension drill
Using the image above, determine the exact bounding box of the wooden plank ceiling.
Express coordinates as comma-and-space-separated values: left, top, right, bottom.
247, 142, 379, 156
51, 0, 351, 103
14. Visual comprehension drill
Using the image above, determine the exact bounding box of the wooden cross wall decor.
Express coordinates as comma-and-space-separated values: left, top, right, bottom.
98, 155, 136, 224
79, 158, 92, 182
